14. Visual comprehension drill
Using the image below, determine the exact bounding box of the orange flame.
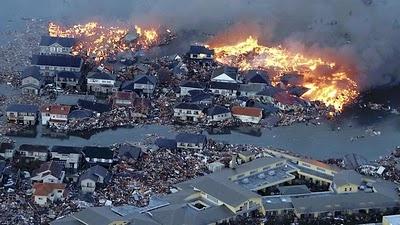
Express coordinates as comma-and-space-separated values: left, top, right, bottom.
48, 22, 159, 61
211, 36, 358, 111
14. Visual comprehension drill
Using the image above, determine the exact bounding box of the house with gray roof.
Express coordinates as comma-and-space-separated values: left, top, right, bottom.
87, 71, 118, 95
173, 102, 204, 122
39, 36, 77, 55
187, 45, 214, 60
31, 160, 65, 184
17, 144, 49, 161
31, 54, 82, 77
6, 104, 39, 125
179, 81, 206, 96
51, 146, 82, 170
79, 165, 110, 193
55, 71, 82, 90
176, 133, 207, 150
211, 66, 239, 83
21, 66, 42, 95
206, 105, 231, 122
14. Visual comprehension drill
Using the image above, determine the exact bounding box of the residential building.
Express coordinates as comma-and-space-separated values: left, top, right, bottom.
79, 165, 110, 193
6, 104, 38, 125
211, 66, 239, 83
82, 146, 114, 166
206, 105, 231, 122
68, 109, 95, 122
127, 75, 157, 95
179, 81, 206, 96
50, 146, 82, 170
118, 144, 143, 161
31, 54, 82, 77
39, 36, 76, 55
17, 144, 49, 161
255, 86, 283, 103
110, 91, 138, 109
209, 81, 239, 97
86, 71, 117, 94
40, 104, 71, 126
0, 142, 14, 159
274, 92, 306, 111
239, 83, 267, 97
55, 71, 81, 90
21, 66, 42, 95
173, 102, 204, 122
231, 106, 263, 124
31, 161, 65, 183
187, 45, 214, 60
55, 94, 96, 107
176, 133, 207, 150
77, 99, 112, 114
190, 91, 214, 106
32, 183, 66, 206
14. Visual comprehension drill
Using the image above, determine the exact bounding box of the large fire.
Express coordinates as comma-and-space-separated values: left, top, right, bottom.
211, 36, 359, 111
48, 22, 158, 61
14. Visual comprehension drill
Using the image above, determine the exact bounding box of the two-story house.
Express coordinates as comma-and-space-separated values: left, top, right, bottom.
79, 165, 111, 193
176, 133, 207, 150
244, 70, 270, 85
207, 105, 232, 122
209, 81, 239, 98
55, 71, 82, 90
0, 142, 15, 159
82, 146, 114, 166
50, 146, 82, 170
41, 105, 71, 126
31, 54, 82, 78
110, 91, 138, 109
32, 183, 66, 206
187, 45, 214, 60
179, 81, 206, 96
231, 106, 263, 124
31, 161, 65, 183
17, 144, 49, 161
86, 71, 118, 95
130, 75, 157, 96
21, 66, 43, 95
39, 36, 76, 55
173, 102, 204, 122
211, 66, 239, 83
6, 104, 39, 125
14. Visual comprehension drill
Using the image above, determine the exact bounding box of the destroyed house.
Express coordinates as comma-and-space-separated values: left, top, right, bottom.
211, 66, 239, 83
179, 80, 206, 96
87, 71, 118, 94
187, 45, 214, 60
176, 133, 207, 150
21, 66, 42, 95
31, 54, 82, 77
82, 146, 114, 166
110, 91, 138, 108
207, 105, 231, 122
231, 106, 263, 124
256, 86, 283, 103
17, 144, 49, 161
68, 109, 95, 121
39, 36, 76, 55
55, 94, 96, 107
209, 81, 239, 97
244, 70, 270, 85
0, 142, 14, 159
173, 102, 204, 122
6, 104, 39, 125
55, 71, 82, 90
239, 83, 267, 97
31, 161, 65, 184
77, 99, 111, 114
40, 104, 71, 126
79, 165, 110, 193
51, 146, 82, 170
118, 144, 142, 161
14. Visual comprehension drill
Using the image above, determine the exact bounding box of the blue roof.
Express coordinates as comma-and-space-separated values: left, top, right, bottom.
212, 66, 238, 80
121, 80, 135, 91
57, 71, 81, 79
244, 70, 270, 84
209, 81, 239, 90
87, 71, 116, 80
190, 92, 213, 103
174, 102, 203, 110
68, 109, 95, 119
40, 36, 76, 48
51, 145, 82, 154
133, 75, 157, 85
22, 66, 41, 80
176, 133, 207, 144
180, 81, 206, 89
155, 138, 177, 149
6, 104, 38, 113
77, 100, 111, 113
32, 54, 82, 68
256, 86, 282, 97
188, 45, 214, 55
207, 105, 230, 116
82, 146, 113, 159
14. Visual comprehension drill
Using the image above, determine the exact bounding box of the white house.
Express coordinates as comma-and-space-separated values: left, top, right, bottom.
132, 75, 157, 95
39, 36, 76, 55
209, 81, 239, 98
17, 144, 49, 161
176, 133, 207, 150
179, 81, 206, 96
0, 143, 15, 159
87, 71, 117, 94
173, 103, 204, 122
50, 146, 82, 170
41, 105, 71, 126
211, 66, 239, 83
231, 106, 263, 124
206, 105, 232, 122
79, 165, 110, 193
32, 183, 66, 206
31, 161, 65, 183
187, 45, 214, 60
31, 54, 82, 77
21, 66, 42, 95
